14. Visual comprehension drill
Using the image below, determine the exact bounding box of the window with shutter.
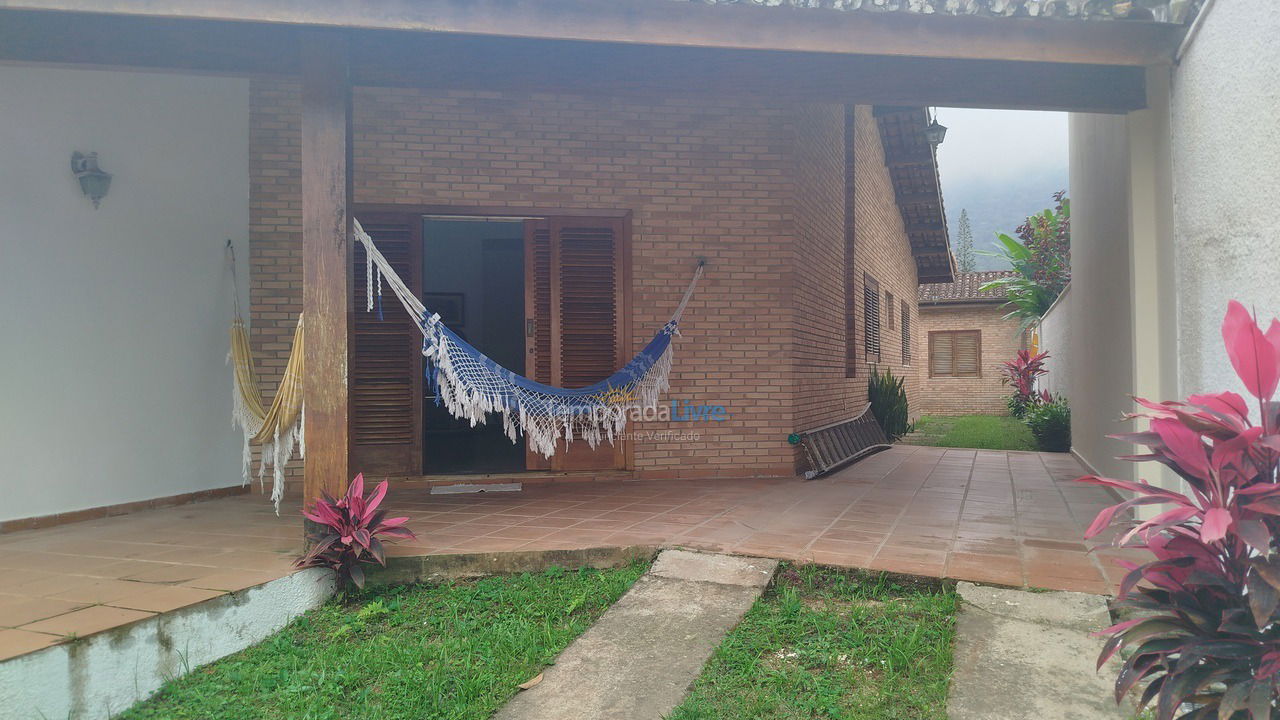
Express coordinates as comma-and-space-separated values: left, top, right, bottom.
885, 291, 895, 330
351, 215, 422, 475
863, 274, 881, 361
929, 330, 981, 378
901, 299, 911, 365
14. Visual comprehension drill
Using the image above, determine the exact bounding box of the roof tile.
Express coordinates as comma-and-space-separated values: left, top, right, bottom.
918, 270, 1018, 304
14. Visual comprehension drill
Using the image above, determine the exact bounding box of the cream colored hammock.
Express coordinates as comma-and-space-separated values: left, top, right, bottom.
227, 243, 303, 511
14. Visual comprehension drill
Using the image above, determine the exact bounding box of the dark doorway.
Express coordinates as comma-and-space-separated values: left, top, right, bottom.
421, 217, 526, 474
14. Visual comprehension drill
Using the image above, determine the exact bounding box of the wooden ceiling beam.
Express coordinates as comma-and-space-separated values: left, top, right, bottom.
0, 10, 1150, 113
0, 0, 1183, 67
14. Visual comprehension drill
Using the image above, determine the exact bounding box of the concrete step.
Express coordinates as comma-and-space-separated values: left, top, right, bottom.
494, 549, 777, 720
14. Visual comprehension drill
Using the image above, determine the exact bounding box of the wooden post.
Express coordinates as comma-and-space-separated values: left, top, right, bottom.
300, 30, 354, 513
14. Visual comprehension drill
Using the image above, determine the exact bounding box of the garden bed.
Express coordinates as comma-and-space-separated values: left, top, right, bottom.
669, 564, 957, 720
119, 562, 648, 720
899, 414, 1038, 451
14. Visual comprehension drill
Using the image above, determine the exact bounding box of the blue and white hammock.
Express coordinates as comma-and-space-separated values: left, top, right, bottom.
353, 219, 703, 457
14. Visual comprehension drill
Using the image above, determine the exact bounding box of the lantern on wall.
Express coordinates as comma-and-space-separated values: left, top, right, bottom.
71, 151, 112, 209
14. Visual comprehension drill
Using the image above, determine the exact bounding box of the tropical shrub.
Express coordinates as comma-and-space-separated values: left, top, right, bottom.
1000, 349, 1050, 419
296, 473, 416, 593
868, 367, 914, 440
1025, 395, 1070, 452
981, 191, 1071, 330
1080, 301, 1280, 719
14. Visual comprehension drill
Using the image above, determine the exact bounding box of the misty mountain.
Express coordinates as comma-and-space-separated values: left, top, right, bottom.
940, 166, 1069, 271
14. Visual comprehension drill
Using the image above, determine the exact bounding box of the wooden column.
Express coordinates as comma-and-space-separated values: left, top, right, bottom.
300, 30, 354, 509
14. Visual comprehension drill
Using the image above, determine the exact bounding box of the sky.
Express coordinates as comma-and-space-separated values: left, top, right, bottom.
932, 108, 1069, 271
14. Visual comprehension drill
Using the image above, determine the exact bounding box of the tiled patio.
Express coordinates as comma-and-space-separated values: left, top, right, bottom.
0, 445, 1131, 662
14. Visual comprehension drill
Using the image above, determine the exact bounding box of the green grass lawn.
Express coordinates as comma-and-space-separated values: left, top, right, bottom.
120, 563, 648, 720
900, 414, 1037, 451
669, 565, 957, 720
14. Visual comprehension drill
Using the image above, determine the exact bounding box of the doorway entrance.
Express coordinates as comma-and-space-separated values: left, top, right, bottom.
420, 218, 526, 473
351, 208, 632, 478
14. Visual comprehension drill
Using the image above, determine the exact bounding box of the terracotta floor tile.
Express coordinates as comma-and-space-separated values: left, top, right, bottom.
0, 629, 61, 660
120, 562, 221, 584
0, 597, 88, 627
21, 605, 154, 637
108, 586, 225, 613
946, 553, 1024, 586
49, 579, 155, 604
183, 570, 287, 592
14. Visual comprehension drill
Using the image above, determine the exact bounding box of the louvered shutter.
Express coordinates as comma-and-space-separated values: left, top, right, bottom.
523, 216, 627, 471
863, 274, 881, 359
553, 219, 621, 389
525, 220, 553, 384
930, 330, 980, 378
901, 300, 911, 365
954, 331, 981, 377
352, 215, 422, 475
930, 331, 954, 377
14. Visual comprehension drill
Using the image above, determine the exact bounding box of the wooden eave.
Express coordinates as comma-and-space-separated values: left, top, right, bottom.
0, 0, 1180, 113
0, 0, 1185, 67
875, 107, 955, 285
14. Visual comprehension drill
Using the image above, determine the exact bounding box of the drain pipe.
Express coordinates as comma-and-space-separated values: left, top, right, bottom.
1175, 0, 1217, 64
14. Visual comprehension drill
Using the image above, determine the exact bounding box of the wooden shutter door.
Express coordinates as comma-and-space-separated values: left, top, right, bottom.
524, 219, 554, 471
525, 216, 629, 471
929, 332, 953, 377
351, 214, 422, 476
955, 331, 981, 377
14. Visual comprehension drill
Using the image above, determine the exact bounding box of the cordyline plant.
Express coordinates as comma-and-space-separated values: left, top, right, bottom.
1000, 349, 1050, 419
295, 473, 416, 593
981, 191, 1071, 330
1081, 301, 1280, 720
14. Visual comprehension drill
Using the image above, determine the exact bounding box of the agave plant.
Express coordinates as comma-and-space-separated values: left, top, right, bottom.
868, 366, 913, 440
296, 473, 416, 593
1080, 301, 1280, 719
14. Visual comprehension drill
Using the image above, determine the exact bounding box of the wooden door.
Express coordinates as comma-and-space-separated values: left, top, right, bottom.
351, 214, 423, 476
524, 216, 629, 471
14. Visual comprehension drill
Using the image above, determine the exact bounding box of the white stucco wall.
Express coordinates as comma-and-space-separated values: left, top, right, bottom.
0, 66, 250, 522
1067, 114, 1137, 480
1172, 0, 1280, 398
1035, 284, 1072, 402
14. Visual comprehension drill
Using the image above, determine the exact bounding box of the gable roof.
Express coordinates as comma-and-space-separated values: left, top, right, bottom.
918, 270, 1017, 304
676, 0, 1200, 24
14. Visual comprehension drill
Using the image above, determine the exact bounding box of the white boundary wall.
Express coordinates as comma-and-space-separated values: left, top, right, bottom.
0, 570, 333, 719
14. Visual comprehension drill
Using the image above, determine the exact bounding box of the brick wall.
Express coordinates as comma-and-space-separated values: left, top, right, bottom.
850, 106, 922, 419
248, 82, 920, 478
915, 303, 1027, 415
788, 105, 921, 434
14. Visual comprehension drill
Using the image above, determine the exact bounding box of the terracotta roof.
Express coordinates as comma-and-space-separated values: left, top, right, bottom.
918, 270, 1018, 304
678, 0, 1199, 23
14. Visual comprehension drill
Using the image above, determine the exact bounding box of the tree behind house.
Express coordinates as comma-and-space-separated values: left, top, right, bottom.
955, 209, 976, 272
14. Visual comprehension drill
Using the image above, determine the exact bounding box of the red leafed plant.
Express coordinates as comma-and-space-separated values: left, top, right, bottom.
295, 473, 416, 593
1080, 301, 1280, 719
1000, 349, 1050, 419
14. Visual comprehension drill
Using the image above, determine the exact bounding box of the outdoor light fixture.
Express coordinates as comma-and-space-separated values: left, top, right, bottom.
71, 151, 112, 208
923, 112, 948, 146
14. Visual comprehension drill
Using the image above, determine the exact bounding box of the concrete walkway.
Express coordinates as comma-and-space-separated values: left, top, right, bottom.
947, 582, 1131, 720
494, 549, 777, 720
